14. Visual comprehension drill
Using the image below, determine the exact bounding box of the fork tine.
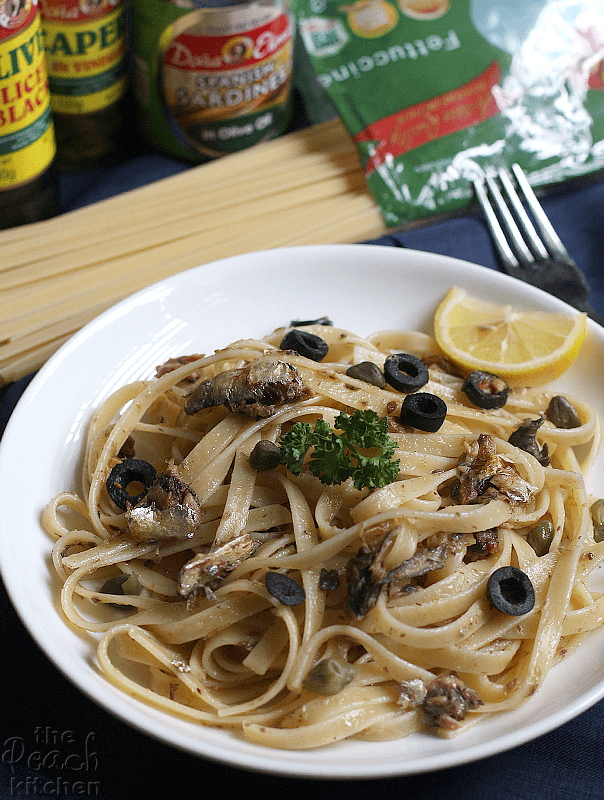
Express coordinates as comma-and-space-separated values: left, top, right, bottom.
483, 170, 535, 264
497, 168, 549, 260
510, 163, 571, 259
474, 163, 602, 322
473, 175, 520, 271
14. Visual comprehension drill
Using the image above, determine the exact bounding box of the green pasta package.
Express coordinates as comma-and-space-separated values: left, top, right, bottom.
290, 0, 604, 226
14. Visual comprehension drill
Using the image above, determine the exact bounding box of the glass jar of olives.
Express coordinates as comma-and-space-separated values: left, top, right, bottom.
0, 0, 59, 229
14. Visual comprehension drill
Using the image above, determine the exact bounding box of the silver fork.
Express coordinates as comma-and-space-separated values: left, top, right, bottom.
473, 164, 603, 326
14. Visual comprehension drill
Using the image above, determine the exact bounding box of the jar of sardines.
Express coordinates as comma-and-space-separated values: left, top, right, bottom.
131, 0, 295, 161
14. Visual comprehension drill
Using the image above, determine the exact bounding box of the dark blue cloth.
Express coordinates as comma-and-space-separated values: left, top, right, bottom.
2, 144, 604, 800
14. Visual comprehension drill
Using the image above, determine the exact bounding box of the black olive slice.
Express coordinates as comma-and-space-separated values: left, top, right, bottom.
400, 392, 447, 432
280, 329, 329, 362
249, 440, 282, 471
289, 317, 333, 327
264, 571, 306, 606
486, 566, 535, 616
106, 458, 158, 510
462, 370, 509, 409
384, 353, 429, 393
345, 361, 386, 389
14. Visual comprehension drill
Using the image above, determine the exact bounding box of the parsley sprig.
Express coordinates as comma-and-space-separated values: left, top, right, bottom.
279, 409, 400, 490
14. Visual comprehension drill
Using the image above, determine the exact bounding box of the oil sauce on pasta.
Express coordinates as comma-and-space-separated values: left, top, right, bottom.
44, 317, 604, 749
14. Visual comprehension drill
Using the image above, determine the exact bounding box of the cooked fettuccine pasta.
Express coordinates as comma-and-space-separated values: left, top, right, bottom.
44, 320, 604, 749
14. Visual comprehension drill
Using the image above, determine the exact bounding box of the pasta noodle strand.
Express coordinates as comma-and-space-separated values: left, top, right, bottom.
45, 322, 603, 748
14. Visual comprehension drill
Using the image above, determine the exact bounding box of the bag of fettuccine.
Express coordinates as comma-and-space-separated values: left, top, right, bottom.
289, 0, 604, 226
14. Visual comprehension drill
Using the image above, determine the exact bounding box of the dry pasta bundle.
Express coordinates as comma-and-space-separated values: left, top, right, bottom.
44, 319, 604, 749
0, 119, 384, 386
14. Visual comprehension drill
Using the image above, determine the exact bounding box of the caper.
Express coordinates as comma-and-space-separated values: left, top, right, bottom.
345, 361, 386, 389
527, 519, 554, 556
302, 657, 356, 696
319, 568, 340, 591
100, 573, 141, 596
590, 499, 604, 542
590, 498, 604, 527
99, 574, 141, 608
249, 440, 282, 471
546, 395, 581, 429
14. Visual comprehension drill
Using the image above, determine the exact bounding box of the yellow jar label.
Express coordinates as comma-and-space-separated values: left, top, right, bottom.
0, 5, 56, 188
42, 0, 128, 114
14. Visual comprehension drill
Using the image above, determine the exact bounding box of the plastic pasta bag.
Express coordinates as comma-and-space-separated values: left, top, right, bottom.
290, 0, 604, 226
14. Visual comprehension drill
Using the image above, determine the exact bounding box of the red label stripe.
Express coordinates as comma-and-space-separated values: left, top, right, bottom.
354, 60, 502, 176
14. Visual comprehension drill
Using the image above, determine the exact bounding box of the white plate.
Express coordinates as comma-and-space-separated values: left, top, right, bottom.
2, 244, 604, 779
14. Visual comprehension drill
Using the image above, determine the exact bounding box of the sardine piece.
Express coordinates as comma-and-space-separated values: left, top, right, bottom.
155, 354, 205, 383
388, 541, 449, 582
452, 434, 537, 506
346, 531, 453, 619
398, 679, 428, 710
178, 534, 260, 603
184, 359, 308, 419
487, 464, 537, 504
421, 674, 483, 730
464, 528, 500, 562
127, 466, 202, 542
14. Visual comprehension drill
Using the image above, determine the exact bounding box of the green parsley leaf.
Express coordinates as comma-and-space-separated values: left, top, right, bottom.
278, 421, 315, 476
279, 409, 399, 490
308, 432, 350, 486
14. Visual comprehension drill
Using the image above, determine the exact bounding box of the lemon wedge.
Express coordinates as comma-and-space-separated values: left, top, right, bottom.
433, 286, 587, 386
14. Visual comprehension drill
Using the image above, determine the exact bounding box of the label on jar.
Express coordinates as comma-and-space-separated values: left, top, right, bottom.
40, 0, 128, 115
0, 0, 56, 189
131, 0, 294, 161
